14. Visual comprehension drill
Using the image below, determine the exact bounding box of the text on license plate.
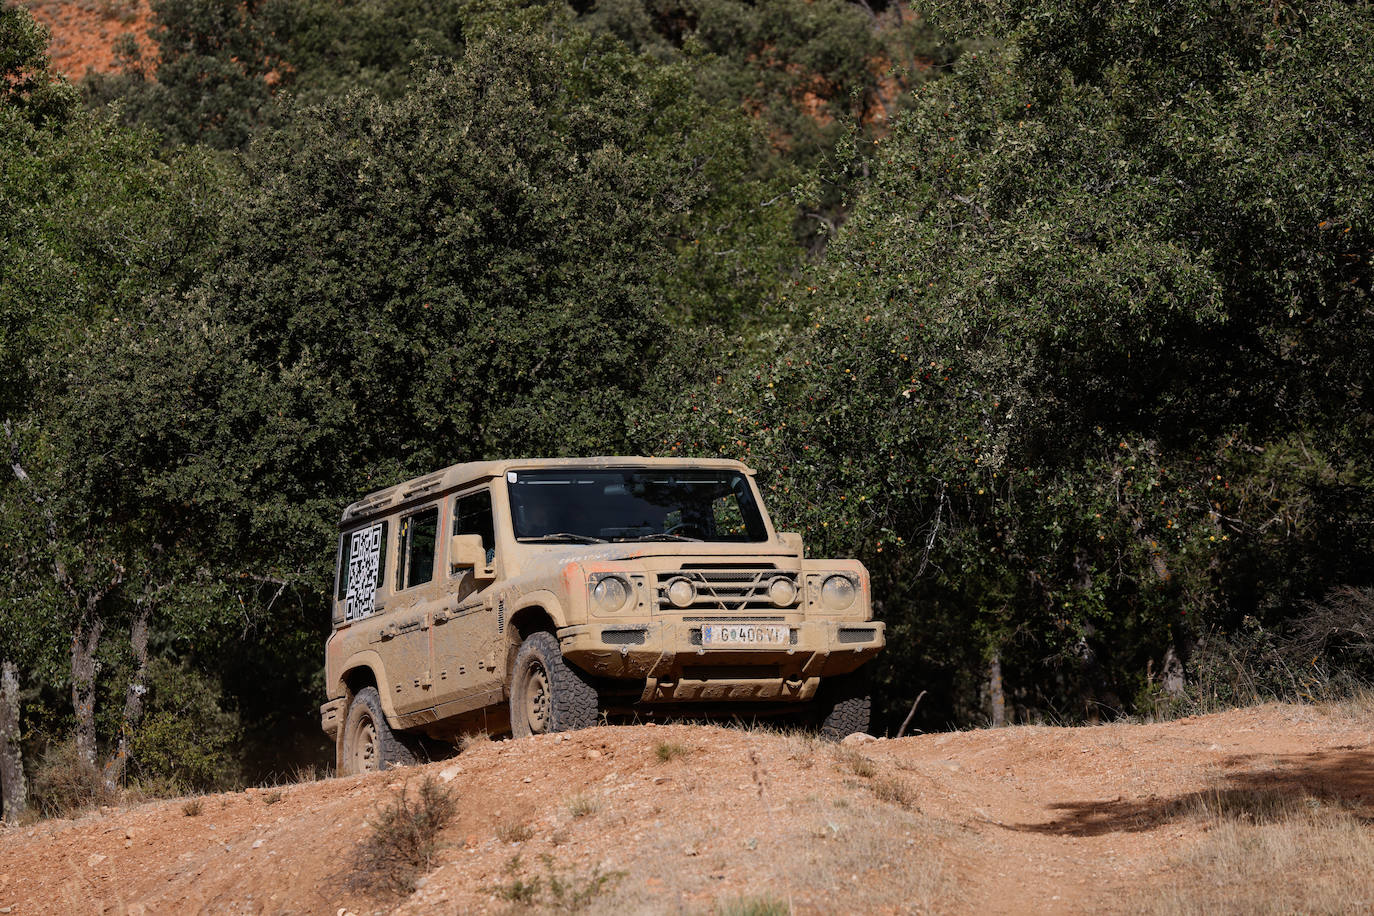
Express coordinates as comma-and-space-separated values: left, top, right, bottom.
700, 624, 789, 647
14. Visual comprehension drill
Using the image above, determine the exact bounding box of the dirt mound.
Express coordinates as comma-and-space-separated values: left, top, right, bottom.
2, 702, 1372, 914
23, 0, 152, 80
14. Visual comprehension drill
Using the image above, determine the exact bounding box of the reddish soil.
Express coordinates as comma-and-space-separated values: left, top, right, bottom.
22, 0, 153, 80
1, 703, 1371, 914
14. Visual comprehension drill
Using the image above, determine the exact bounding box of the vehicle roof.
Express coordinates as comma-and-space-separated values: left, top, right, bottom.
340, 456, 756, 526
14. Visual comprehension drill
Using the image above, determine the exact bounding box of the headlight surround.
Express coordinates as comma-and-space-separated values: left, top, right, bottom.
591, 575, 632, 614
820, 574, 857, 611
665, 576, 696, 608
767, 576, 798, 607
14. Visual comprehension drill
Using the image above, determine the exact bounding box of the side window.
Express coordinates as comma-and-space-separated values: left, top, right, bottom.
453, 489, 496, 568
398, 507, 439, 589
337, 521, 389, 622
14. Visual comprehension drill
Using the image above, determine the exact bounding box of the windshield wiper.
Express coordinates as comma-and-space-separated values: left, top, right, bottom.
517, 533, 607, 544
626, 533, 704, 542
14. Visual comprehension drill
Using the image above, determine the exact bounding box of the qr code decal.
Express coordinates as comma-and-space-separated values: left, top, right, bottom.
344, 523, 384, 621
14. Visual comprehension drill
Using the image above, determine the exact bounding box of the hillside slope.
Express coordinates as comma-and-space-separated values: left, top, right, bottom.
1, 703, 1372, 914
22, 0, 152, 78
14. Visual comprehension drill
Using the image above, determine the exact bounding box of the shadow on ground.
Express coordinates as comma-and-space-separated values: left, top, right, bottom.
1004, 748, 1374, 837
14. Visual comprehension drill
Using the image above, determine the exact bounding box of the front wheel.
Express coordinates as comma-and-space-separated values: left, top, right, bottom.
339, 686, 416, 775
816, 671, 872, 741
509, 632, 599, 738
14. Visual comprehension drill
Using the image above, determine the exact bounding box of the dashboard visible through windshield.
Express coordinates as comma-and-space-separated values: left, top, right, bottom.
507, 468, 769, 543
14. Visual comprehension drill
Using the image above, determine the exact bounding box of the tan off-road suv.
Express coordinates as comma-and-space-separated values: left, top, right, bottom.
320, 457, 885, 773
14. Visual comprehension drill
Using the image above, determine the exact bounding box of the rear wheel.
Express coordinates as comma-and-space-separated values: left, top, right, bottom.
339, 686, 416, 775
816, 671, 872, 741
510, 632, 599, 738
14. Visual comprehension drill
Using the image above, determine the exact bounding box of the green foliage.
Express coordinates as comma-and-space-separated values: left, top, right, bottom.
0, 3, 78, 127
85, 0, 292, 148
656, 0, 1374, 725
129, 657, 242, 792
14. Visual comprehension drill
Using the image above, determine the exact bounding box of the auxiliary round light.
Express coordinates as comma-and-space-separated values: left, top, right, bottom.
592, 575, 631, 613
767, 576, 798, 607
820, 574, 857, 611
665, 577, 696, 608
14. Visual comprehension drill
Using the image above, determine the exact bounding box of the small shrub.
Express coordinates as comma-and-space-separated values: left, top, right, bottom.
834, 746, 876, 779
30, 740, 118, 818
497, 820, 534, 843
567, 793, 601, 818
489, 853, 624, 911
716, 895, 790, 916
348, 775, 458, 898
654, 740, 690, 763
868, 777, 918, 810
181, 798, 203, 817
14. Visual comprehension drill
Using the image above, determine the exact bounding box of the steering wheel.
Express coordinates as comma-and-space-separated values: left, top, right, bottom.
664, 522, 704, 538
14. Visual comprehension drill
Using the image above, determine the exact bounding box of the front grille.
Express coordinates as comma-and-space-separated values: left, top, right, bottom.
601, 627, 648, 646
838, 627, 876, 644
657, 565, 798, 613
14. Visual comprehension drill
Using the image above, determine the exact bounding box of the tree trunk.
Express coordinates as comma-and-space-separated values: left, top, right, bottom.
71, 604, 103, 771
103, 604, 151, 790
0, 659, 27, 822
989, 652, 1006, 728
1161, 644, 1185, 696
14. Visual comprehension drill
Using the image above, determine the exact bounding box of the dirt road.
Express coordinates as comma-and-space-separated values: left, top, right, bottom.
1, 702, 1371, 914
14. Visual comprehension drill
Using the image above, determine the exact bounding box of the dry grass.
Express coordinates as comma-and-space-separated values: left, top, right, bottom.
180, 798, 203, 817
715, 895, 790, 916
786, 799, 955, 912
496, 820, 535, 844
867, 775, 918, 810
489, 853, 624, 912
653, 739, 690, 763
566, 793, 601, 819
460, 730, 492, 753
347, 775, 458, 898
1320, 687, 1374, 727
1141, 789, 1374, 915
29, 740, 120, 818
833, 746, 877, 779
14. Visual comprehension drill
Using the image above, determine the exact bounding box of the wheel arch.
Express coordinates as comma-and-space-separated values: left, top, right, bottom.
505, 597, 563, 673
334, 651, 399, 721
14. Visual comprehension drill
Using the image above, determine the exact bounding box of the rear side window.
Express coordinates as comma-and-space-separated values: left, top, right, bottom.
398, 507, 439, 589
337, 521, 389, 621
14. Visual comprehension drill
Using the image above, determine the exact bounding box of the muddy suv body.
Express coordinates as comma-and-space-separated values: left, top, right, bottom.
320, 457, 884, 773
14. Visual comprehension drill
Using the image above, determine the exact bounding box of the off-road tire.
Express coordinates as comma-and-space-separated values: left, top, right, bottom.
340, 686, 417, 775
817, 672, 872, 741
510, 631, 599, 738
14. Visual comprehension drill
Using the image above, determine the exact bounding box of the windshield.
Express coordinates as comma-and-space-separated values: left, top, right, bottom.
507, 469, 769, 543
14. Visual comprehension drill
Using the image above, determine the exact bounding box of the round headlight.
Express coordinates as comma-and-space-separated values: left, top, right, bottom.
592, 576, 631, 613
820, 575, 856, 611
767, 576, 798, 607
665, 577, 695, 608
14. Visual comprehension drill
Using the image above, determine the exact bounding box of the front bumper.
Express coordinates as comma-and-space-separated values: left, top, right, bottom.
558, 619, 884, 702
320, 698, 345, 738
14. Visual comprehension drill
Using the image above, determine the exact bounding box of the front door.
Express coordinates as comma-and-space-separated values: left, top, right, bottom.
430, 487, 504, 708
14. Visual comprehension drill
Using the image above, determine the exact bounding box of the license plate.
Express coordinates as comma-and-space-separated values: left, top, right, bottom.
700, 624, 789, 647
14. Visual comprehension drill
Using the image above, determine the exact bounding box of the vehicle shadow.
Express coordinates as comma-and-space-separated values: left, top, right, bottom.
1004, 747, 1374, 837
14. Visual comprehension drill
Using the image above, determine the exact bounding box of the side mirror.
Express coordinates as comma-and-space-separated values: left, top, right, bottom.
449, 534, 493, 579
779, 531, 804, 556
